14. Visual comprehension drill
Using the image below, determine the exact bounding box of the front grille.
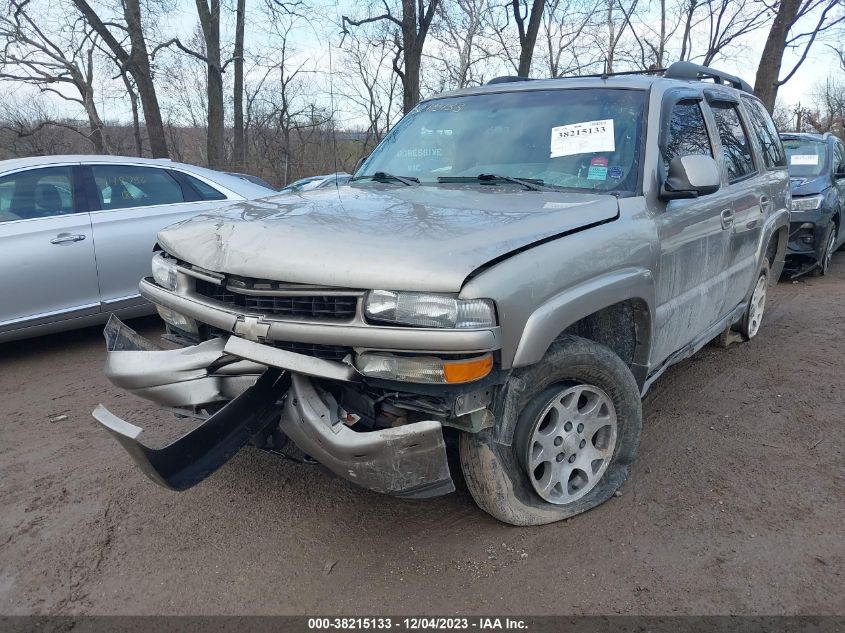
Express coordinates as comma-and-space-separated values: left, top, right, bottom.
205, 326, 352, 361
194, 279, 358, 321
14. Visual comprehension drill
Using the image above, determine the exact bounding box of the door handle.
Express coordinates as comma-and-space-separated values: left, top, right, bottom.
720, 208, 734, 230
50, 233, 86, 244
759, 195, 772, 212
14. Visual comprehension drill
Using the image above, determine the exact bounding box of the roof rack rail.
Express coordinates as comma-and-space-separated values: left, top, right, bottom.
575, 68, 666, 79
486, 76, 534, 85
664, 61, 753, 93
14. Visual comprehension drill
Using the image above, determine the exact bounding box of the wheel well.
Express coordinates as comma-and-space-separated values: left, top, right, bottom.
766, 226, 788, 276
557, 299, 650, 381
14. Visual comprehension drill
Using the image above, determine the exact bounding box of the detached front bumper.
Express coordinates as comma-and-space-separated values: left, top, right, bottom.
93, 317, 454, 498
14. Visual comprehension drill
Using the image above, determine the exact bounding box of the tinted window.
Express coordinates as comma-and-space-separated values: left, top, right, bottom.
0, 167, 75, 223
710, 102, 755, 181
662, 100, 712, 169
183, 173, 227, 200
741, 97, 786, 169
782, 138, 828, 178
360, 88, 646, 194
834, 142, 845, 175
91, 165, 184, 210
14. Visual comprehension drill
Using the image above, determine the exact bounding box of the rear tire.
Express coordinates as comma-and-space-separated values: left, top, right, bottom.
459, 335, 642, 526
739, 259, 770, 341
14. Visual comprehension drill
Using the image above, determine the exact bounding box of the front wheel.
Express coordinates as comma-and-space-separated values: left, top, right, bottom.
459, 335, 642, 526
816, 226, 837, 276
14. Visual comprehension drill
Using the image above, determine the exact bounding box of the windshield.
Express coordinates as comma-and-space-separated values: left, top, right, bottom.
357, 88, 646, 194
783, 138, 828, 178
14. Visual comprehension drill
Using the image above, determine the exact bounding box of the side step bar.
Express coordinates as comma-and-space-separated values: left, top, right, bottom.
93, 368, 290, 490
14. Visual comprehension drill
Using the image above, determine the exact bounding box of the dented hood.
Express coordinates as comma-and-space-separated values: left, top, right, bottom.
157, 185, 619, 292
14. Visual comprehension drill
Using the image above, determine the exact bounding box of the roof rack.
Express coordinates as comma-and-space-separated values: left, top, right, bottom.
664, 61, 753, 94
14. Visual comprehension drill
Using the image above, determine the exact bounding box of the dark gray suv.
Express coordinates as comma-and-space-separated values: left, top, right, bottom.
780, 132, 845, 276
92, 62, 790, 525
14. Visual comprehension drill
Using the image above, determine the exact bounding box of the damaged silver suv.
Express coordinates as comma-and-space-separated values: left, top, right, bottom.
94, 62, 790, 526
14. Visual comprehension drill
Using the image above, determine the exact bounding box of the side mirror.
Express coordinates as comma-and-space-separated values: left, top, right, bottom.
354, 153, 370, 174
835, 164, 845, 178
660, 155, 721, 201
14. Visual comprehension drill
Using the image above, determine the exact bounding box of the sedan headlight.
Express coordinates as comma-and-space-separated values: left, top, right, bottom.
151, 252, 177, 290
365, 290, 496, 329
791, 195, 824, 212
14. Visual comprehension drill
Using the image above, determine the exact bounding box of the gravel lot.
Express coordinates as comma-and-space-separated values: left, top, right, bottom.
1, 255, 843, 616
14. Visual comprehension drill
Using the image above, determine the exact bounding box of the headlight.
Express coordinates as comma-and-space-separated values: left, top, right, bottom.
355, 352, 493, 384
365, 290, 496, 329
791, 195, 824, 212
151, 252, 177, 290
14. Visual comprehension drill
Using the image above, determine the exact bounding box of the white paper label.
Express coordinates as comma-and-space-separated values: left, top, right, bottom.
550, 119, 615, 158
790, 154, 818, 166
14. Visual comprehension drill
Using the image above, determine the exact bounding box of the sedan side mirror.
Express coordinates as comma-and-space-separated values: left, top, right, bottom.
660, 155, 721, 201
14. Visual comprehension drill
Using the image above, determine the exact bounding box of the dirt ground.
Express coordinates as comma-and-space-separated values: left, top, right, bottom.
1, 256, 843, 617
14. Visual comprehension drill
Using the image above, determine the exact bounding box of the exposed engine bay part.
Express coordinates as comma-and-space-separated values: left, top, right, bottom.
94, 317, 454, 498
279, 374, 454, 498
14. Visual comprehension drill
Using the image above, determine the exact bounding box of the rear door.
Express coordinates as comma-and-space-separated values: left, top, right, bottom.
85, 163, 231, 311
833, 140, 845, 248
0, 165, 100, 333
704, 94, 764, 313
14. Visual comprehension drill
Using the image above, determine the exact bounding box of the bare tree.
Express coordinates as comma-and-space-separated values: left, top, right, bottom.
426, 0, 498, 88
73, 0, 169, 157
154, 0, 227, 168
232, 0, 246, 170
754, 0, 845, 112
541, 0, 601, 77
512, 0, 546, 76
0, 0, 110, 152
805, 76, 845, 137
340, 35, 402, 147
342, 0, 441, 113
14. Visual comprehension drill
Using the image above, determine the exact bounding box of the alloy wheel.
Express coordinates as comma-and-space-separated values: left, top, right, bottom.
523, 384, 618, 504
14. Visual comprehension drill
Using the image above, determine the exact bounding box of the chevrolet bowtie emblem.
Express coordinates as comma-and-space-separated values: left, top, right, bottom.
233, 316, 271, 342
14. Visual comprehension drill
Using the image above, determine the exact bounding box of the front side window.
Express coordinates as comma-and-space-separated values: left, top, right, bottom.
741, 96, 787, 170
91, 165, 184, 210
661, 100, 712, 169
0, 167, 75, 223
782, 137, 828, 178
359, 88, 647, 194
710, 102, 755, 182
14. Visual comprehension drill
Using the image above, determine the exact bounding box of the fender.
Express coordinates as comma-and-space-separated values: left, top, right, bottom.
760, 206, 790, 282
511, 267, 655, 386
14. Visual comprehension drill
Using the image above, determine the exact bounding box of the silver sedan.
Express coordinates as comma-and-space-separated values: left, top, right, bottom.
0, 155, 276, 342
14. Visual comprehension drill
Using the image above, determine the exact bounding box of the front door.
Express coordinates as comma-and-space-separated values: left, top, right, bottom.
0, 165, 100, 333
651, 97, 733, 366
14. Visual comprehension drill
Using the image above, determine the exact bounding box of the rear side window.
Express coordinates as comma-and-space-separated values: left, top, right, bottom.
0, 167, 75, 223
710, 102, 755, 182
661, 100, 712, 169
183, 173, 227, 201
741, 97, 787, 169
91, 165, 184, 210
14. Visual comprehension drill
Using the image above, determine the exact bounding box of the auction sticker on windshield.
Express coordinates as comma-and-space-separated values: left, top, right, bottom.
550, 119, 615, 158
790, 155, 819, 165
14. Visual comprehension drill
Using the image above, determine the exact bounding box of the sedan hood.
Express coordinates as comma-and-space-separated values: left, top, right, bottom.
158, 185, 619, 292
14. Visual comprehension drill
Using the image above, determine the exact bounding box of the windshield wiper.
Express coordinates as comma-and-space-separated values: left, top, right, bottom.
350, 171, 419, 186
437, 174, 549, 191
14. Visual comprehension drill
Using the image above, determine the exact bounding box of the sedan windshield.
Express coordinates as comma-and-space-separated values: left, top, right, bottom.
357, 88, 646, 194
783, 138, 828, 178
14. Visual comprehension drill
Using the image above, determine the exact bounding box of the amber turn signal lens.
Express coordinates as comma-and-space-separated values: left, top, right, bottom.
443, 354, 494, 384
